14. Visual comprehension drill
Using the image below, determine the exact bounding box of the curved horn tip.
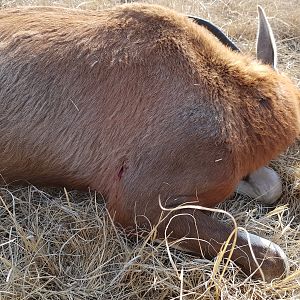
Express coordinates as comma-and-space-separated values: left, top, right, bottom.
257, 5, 268, 23
257, 5, 265, 15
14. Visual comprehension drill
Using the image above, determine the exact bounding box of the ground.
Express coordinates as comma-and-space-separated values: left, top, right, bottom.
0, 0, 299, 299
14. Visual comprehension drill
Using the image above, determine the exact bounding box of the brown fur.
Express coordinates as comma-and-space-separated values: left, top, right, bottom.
0, 4, 299, 280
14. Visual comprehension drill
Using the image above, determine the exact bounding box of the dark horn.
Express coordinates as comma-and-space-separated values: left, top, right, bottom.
188, 15, 240, 52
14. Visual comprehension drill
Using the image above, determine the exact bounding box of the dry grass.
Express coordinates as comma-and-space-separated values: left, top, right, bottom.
0, 0, 300, 299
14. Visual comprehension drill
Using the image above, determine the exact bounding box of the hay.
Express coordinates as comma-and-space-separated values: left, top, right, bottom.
0, 0, 299, 299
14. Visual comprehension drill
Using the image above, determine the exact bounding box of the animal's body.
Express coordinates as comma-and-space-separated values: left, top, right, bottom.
0, 4, 299, 281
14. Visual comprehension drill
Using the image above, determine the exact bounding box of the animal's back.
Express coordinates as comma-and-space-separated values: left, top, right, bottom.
0, 5, 229, 190
0, 3, 298, 198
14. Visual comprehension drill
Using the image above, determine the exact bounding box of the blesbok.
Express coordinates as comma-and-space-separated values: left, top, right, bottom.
0, 3, 299, 281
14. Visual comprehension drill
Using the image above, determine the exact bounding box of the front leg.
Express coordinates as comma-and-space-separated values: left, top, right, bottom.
236, 166, 282, 204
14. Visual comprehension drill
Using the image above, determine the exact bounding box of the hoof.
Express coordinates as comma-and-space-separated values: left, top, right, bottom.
236, 166, 282, 204
237, 231, 289, 282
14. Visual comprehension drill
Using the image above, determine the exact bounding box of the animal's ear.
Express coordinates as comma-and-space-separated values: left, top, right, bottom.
256, 6, 277, 69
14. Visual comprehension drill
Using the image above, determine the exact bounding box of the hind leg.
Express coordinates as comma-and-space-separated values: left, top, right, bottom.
236, 166, 282, 204
158, 206, 288, 282
107, 177, 288, 282
109, 193, 288, 282
106, 146, 286, 281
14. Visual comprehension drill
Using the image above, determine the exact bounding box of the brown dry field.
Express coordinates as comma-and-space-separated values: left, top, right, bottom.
0, 0, 299, 299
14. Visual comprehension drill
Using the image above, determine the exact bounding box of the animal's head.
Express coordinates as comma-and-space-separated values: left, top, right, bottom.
253, 6, 299, 132
253, 6, 300, 156
185, 5, 300, 177
201, 6, 300, 173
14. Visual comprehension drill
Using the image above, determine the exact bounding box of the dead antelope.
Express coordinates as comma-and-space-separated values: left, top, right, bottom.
0, 3, 299, 281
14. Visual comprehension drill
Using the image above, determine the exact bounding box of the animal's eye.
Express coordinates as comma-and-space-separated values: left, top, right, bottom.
258, 97, 271, 108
